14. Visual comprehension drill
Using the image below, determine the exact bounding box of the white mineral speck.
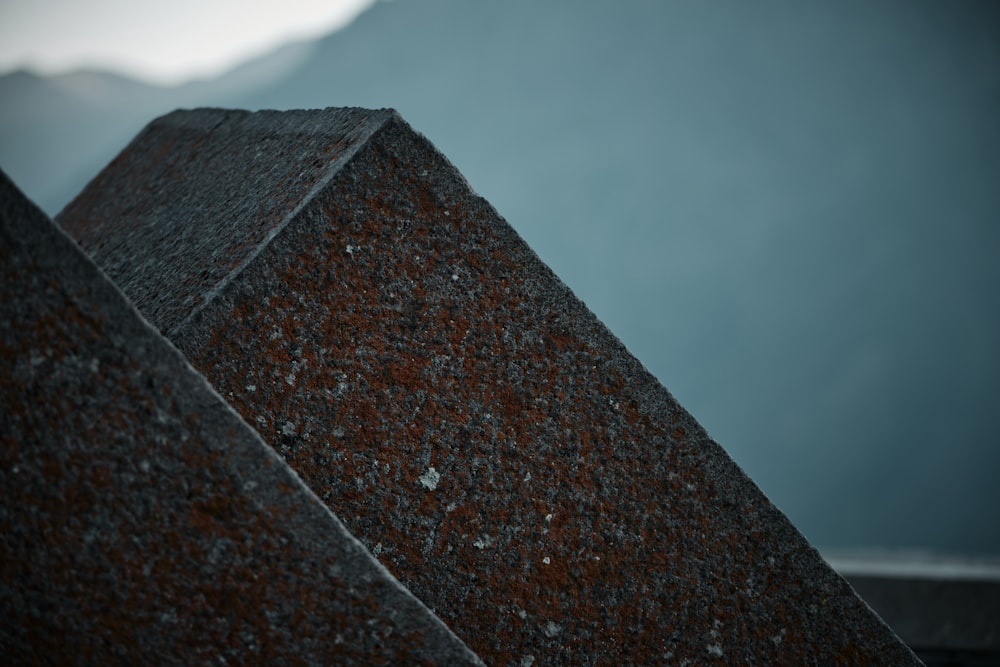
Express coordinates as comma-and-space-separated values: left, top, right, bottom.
707, 644, 724, 657
246, 384, 256, 392
545, 513, 554, 522
281, 422, 297, 437
520, 656, 535, 667
419, 467, 441, 490
346, 245, 354, 255
544, 621, 562, 638
451, 273, 459, 281
542, 556, 551, 565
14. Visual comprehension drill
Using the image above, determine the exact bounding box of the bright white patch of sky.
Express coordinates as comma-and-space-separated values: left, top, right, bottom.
0, 0, 377, 85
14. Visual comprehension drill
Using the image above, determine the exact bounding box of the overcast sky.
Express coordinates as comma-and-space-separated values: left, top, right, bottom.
0, 0, 376, 85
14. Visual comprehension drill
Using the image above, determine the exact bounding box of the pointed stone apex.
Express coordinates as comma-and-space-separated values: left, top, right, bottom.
56, 107, 921, 664
63, 107, 399, 335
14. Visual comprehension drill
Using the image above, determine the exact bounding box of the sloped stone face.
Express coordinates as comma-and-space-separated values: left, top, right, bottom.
62, 107, 394, 336
0, 170, 483, 665
59, 109, 920, 665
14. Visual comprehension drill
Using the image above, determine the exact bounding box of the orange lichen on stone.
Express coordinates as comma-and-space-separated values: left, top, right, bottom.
54, 109, 919, 666
1, 168, 482, 665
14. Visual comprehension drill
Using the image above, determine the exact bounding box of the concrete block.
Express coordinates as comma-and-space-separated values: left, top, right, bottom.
831, 552, 1000, 664
59, 108, 920, 665
0, 169, 482, 665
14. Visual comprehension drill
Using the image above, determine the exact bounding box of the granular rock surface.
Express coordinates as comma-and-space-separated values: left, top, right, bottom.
59, 108, 920, 665
1, 169, 482, 665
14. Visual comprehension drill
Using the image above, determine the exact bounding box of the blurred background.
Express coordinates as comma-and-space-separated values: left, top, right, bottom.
2, 0, 998, 559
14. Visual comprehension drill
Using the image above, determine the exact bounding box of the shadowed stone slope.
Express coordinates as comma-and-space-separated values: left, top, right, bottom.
58, 108, 919, 665
0, 169, 483, 665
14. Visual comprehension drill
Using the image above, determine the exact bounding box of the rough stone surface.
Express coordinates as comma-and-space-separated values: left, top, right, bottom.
0, 169, 483, 665
59, 108, 920, 665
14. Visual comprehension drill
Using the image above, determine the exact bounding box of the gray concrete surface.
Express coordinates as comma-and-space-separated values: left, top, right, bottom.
830, 551, 1000, 666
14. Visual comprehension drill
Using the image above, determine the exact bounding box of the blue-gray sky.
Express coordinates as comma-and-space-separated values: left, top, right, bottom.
0, 0, 375, 84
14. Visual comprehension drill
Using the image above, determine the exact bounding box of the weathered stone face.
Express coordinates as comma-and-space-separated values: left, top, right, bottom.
0, 169, 483, 665
58, 108, 920, 665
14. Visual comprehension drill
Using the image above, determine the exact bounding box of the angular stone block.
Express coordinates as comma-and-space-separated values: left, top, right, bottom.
0, 170, 482, 665
59, 108, 919, 665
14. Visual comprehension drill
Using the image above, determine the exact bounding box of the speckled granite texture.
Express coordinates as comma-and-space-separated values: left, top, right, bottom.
0, 170, 483, 666
59, 108, 921, 665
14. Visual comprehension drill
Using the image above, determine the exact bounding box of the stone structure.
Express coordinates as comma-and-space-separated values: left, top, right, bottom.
56, 107, 920, 664
0, 170, 482, 665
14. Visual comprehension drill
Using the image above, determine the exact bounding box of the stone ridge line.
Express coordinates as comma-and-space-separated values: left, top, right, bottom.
0, 168, 484, 665
60, 107, 398, 337
58, 107, 922, 666
164, 107, 401, 340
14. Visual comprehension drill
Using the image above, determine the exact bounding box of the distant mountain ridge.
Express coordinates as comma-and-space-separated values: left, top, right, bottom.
0, 37, 320, 214
2, 0, 998, 556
